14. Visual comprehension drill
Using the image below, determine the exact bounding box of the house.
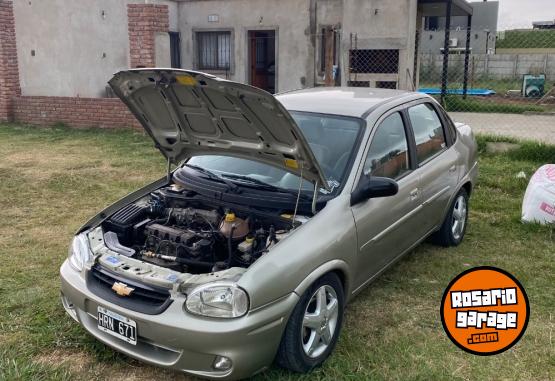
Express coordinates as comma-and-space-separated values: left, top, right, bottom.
420, 1, 499, 54
0, 0, 473, 128
533, 20, 555, 30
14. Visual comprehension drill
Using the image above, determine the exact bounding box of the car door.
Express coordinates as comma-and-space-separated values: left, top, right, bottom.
406, 102, 460, 236
351, 111, 423, 290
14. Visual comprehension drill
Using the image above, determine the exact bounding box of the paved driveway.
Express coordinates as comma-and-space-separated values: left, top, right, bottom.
449, 112, 555, 144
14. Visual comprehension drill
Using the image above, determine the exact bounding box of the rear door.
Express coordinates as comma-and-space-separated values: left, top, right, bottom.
351, 110, 422, 290
405, 102, 460, 236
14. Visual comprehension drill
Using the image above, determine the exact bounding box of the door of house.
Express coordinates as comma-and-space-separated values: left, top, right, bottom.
248, 30, 276, 93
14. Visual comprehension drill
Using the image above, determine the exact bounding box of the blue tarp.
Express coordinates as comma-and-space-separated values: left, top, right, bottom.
418, 88, 496, 96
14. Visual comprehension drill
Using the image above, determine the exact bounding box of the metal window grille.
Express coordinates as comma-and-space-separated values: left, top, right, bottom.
349, 49, 400, 74
197, 31, 231, 70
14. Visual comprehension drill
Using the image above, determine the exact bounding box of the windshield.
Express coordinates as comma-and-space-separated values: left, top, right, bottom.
186, 112, 363, 195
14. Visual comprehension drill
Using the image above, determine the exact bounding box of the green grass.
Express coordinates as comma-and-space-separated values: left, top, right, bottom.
420, 78, 555, 97
496, 29, 555, 49
1, 124, 554, 380
442, 95, 547, 114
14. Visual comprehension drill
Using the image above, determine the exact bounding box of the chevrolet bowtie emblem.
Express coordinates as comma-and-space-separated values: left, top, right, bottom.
112, 282, 134, 297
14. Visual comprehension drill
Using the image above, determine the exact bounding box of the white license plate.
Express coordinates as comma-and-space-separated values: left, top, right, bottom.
97, 306, 137, 345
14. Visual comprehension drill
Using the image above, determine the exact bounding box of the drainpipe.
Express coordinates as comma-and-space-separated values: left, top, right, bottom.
309, 0, 317, 87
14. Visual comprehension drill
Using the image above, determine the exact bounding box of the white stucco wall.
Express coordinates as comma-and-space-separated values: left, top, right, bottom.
178, 0, 313, 93
14, 0, 131, 97
341, 0, 417, 89
13, 0, 176, 98
13, 0, 419, 97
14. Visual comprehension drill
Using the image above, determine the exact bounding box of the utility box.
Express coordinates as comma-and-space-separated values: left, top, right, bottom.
522, 74, 546, 98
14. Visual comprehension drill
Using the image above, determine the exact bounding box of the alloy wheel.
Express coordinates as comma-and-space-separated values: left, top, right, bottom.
451, 195, 467, 241
301, 285, 339, 358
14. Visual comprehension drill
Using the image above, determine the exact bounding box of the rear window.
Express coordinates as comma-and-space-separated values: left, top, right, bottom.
408, 103, 447, 164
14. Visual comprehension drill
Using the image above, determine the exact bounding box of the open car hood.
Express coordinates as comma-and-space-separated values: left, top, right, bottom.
109, 69, 328, 189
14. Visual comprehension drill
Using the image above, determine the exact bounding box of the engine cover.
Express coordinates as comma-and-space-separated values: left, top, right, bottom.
145, 223, 196, 245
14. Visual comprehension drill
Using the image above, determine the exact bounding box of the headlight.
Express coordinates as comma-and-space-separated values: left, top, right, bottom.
185, 282, 249, 318
68, 232, 92, 272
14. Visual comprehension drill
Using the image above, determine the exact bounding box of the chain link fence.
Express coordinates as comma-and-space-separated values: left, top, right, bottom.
418, 25, 555, 144
343, 26, 555, 143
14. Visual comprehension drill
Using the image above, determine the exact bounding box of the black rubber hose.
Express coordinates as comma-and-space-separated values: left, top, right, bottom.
172, 256, 214, 269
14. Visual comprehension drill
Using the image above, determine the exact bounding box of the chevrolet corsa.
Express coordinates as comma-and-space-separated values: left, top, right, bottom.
60, 69, 478, 379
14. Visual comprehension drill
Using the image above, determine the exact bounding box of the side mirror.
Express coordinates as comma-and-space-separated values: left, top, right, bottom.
350, 176, 399, 206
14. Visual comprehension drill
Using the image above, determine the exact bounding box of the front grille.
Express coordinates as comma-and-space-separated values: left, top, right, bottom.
87, 265, 173, 315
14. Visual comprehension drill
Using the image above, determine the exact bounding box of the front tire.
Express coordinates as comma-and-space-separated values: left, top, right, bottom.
276, 273, 344, 373
431, 188, 469, 247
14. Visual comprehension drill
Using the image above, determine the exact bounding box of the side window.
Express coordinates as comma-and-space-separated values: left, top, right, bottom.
363, 113, 410, 180
408, 103, 447, 164
439, 106, 458, 144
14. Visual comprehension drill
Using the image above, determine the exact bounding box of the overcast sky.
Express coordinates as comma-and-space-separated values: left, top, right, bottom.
497, 0, 555, 30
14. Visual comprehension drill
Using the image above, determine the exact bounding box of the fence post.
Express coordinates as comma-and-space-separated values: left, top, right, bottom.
463, 15, 472, 99
440, 0, 453, 105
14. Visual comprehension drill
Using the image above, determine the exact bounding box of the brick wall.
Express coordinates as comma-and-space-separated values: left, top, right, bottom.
0, 0, 21, 122
3, 2, 170, 129
127, 4, 169, 68
13, 97, 141, 129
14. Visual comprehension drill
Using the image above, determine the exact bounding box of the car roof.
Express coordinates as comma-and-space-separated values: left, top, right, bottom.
276, 87, 427, 118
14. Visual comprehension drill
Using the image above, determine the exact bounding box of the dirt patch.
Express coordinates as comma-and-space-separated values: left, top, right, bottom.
486, 142, 521, 154
35, 349, 196, 380
34, 349, 94, 373
100, 363, 195, 381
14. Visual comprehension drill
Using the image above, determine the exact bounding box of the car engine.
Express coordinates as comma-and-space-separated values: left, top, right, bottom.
101, 185, 298, 274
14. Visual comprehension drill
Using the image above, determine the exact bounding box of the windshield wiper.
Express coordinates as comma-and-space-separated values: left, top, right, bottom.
220, 173, 311, 199
183, 164, 239, 192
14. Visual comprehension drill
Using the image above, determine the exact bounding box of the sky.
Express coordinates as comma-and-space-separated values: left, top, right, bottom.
497, 0, 555, 30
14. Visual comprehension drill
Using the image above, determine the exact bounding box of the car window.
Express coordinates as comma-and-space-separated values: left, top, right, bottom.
439, 106, 457, 144
363, 112, 410, 180
408, 103, 447, 164
187, 112, 363, 195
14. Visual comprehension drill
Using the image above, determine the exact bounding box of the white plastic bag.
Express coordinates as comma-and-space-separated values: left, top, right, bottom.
522, 164, 555, 224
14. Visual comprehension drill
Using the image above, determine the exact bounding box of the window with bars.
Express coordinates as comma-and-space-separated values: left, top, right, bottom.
349, 49, 399, 74
196, 31, 231, 71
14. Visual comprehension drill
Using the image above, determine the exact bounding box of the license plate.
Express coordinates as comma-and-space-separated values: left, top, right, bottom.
97, 306, 137, 345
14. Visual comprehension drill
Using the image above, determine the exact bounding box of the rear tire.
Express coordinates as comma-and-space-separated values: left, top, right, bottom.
276, 273, 344, 373
431, 188, 469, 247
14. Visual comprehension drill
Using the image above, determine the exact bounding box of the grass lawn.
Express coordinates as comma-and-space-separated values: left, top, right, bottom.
441, 96, 550, 114
496, 29, 555, 49
0, 124, 554, 381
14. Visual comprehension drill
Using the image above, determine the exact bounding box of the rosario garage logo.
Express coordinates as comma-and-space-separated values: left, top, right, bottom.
440, 267, 529, 355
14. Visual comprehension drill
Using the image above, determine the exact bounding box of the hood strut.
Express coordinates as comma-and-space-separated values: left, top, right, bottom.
166, 157, 172, 183
311, 180, 319, 216
292, 165, 304, 226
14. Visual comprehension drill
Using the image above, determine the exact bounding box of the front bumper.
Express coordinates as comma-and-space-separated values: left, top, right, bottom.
60, 260, 299, 380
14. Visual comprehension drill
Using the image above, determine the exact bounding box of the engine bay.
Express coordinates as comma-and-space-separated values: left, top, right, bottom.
100, 184, 303, 275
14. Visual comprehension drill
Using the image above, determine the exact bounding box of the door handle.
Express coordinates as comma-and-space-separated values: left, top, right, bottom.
410, 188, 419, 201
449, 165, 457, 173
